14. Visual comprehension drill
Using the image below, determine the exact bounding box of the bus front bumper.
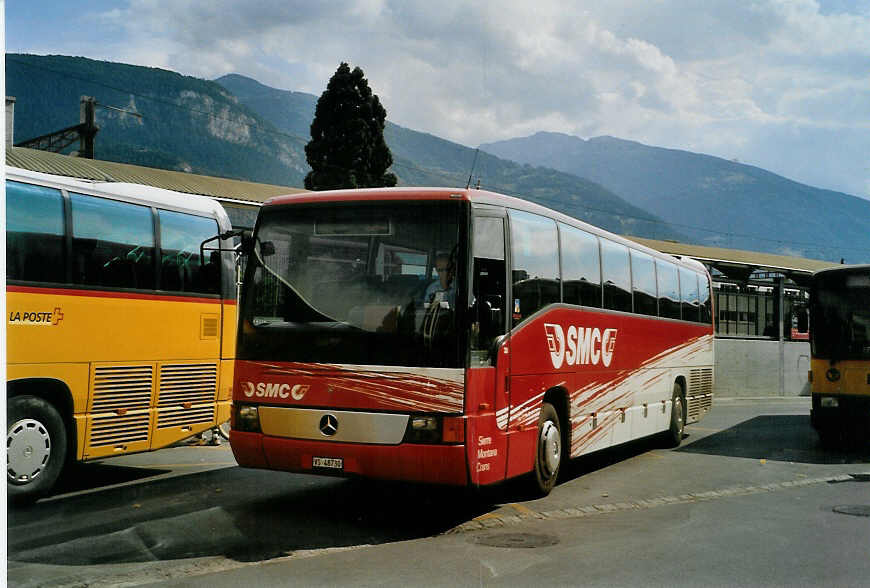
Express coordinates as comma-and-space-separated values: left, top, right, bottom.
811, 393, 870, 431
230, 431, 469, 486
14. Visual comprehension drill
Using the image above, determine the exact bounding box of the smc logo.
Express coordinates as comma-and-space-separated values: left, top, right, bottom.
544, 323, 618, 369
242, 381, 310, 400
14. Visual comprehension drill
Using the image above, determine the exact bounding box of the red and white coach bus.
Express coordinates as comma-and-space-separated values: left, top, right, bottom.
230, 188, 714, 495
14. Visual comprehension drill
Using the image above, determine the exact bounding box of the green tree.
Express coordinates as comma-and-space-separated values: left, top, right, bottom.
304, 63, 397, 190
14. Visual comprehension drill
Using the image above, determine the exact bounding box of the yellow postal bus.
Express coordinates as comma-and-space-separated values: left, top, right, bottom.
6, 167, 237, 501
808, 264, 870, 445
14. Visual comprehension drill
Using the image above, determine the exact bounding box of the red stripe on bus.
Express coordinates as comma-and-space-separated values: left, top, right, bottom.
6, 284, 232, 305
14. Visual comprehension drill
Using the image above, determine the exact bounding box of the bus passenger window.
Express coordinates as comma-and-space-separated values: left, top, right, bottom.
159, 210, 221, 294
601, 240, 632, 313
509, 210, 559, 326
471, 216, 507, 364
679, 268, 701, 322
631, 250, 657, 316
71, 193, 155, 289
560, 223, 601, 307
656, 260, 681, 320
6, 181, 66, 283
699, 273, 713, 324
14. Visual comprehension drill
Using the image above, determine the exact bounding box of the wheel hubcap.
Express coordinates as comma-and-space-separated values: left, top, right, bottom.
7, 418, 51, 485
540, 420, 561, 477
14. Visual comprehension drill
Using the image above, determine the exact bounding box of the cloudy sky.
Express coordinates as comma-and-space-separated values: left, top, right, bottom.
7, 1, 870, 197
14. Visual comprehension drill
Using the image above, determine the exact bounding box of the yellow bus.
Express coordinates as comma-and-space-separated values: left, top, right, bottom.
808, 264, 870, 446
6, 167, 237, 501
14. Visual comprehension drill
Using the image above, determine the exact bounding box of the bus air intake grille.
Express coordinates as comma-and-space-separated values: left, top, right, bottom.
687, 394, 713, 422
88, 412, 150, 446
91, 365, 154, 413
156, 363, 218, 429
200, 315, 219, 339
157, 363, 218, 406
689, 368, 714, 397
157, 406, 216, 429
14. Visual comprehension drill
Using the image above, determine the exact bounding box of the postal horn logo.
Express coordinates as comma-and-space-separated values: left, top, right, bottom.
8, 307, 64, 326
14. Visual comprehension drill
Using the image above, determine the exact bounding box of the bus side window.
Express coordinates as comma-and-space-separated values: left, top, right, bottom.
679, 268, 701, 322
471, 216, 507, 364
601, 240, 632, 313
656, 259, 680, 319
630, 250, 657, 316
70, 192, 155, 289
559, 223, 601, 307
509, 210, 559, 326
6, 180, 66, 283
159, 210, 221, 294
699, 272, 713, 324
656, 260, 681, 320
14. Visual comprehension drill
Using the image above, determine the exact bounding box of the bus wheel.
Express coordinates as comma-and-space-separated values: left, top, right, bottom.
532, 402, 562, 496
664, 384, 685, 448
7, 395, 68, 503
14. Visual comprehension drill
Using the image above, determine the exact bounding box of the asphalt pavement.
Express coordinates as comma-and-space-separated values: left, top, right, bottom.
7, 397, 870, 587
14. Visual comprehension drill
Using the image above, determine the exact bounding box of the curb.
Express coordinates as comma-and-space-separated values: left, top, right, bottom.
445, 474, 854, 534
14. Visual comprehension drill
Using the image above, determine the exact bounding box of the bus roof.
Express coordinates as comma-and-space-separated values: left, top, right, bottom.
813, 264, 870, 278
7, 166, 231, 227
262, 187, 709, 274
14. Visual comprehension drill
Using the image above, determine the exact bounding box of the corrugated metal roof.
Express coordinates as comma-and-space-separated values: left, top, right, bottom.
628, 236, 839, 274
5, 147, 305, 204
5, 147, 838, 277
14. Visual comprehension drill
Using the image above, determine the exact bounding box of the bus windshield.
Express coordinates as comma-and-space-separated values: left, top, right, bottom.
811, 269, 870, 361
239, 201, 467, 368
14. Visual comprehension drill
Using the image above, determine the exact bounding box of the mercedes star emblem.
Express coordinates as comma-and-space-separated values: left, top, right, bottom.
319, 414, 339, 436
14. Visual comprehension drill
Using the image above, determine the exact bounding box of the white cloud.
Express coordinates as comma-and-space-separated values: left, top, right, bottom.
18, 0, 870, 197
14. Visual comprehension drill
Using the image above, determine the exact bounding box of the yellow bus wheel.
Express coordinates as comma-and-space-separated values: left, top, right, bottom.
7, 395, 68, 503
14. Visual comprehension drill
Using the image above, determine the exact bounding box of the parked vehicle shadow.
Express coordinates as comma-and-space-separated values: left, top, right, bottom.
8, 465, 495, 566
51, 462, 173, 495
677, 415, 870, 464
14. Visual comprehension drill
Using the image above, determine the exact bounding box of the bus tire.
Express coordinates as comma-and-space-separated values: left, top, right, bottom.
531, 402, 562, 496
7, 395, 68, 503
664, 383, 685, 448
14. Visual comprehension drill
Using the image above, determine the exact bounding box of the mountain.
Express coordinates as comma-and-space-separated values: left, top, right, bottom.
481, 132, 870, 263
5, 55, 679, 240
213, 74, 681, 239
6, 54, 308, 187
216, 74, 315, 139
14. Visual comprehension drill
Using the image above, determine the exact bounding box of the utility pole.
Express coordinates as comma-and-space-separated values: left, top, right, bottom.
79, 96, 98, 159
14, 95, 139, 159
15, 96, 101, 158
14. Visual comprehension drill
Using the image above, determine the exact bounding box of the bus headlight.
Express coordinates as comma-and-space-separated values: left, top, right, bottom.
411, 416, 438, 431
403, 415, 465, 444
820, 397, 839, 408
405, 416, 440, 443
235, 404, 261, 432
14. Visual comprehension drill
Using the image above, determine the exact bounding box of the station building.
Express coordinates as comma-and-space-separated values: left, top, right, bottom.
6, 146, 838, 398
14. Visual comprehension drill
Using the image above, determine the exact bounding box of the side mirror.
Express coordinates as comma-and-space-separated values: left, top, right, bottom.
239, 230, 254, 255
259, 240, 275, 256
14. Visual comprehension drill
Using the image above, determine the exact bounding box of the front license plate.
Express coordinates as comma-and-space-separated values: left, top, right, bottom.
313, 456, 343, 470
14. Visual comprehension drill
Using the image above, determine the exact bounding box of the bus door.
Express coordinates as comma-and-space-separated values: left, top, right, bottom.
467, 213, 510, 485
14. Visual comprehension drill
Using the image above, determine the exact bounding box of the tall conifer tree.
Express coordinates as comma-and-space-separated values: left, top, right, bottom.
304, 63, 397, 190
